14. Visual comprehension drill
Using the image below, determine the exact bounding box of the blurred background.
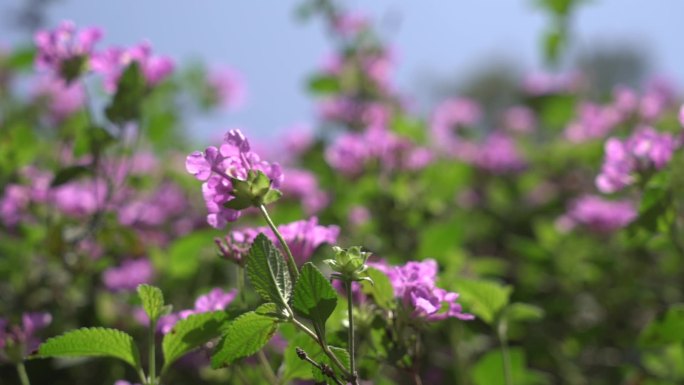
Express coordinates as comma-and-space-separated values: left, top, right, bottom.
2, 0, 682, 140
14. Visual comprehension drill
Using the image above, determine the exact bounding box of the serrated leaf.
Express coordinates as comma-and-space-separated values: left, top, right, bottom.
246, 234, 292, 307
292, 263, 337, 333
361, 268, 395, 310
162, 310, 229, 369
454, 279, 512, 325
211, 311, 279, 368
639, 304, 684, 348
33, 328, 141, 371
50, 165, 91, 187
137, 284, 165, 323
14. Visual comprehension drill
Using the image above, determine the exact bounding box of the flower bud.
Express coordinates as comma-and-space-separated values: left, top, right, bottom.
325, 246, 373, 283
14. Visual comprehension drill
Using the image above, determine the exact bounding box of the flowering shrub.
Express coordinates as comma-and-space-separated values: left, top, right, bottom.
2, 1, 684, 385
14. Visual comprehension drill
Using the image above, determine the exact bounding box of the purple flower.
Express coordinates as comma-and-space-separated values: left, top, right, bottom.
431, 98, 481, 150
679, 104, 684, 128
32, 76, 85, 122
279, 168, 329, 214
51, 179, 108, 217
185, 129, 283, 228
564, 102, 622, 143
0, 312, 52, 360
522, 71, 582, 96
34, 20, 102, 79
207, 67, 246, 110
103, 258, 154, 292
0, 185, 30, 227
612, 85, 639, 114
503, 106, 536, 134
371, 260, 473, 322
559, 195, 637, 233
155, 288, 236, 334
92, 42, 174, 92
471, 131, 526, 173
331, 12, 369, 37
114, 381, 140, 385
596, 127, 678, 193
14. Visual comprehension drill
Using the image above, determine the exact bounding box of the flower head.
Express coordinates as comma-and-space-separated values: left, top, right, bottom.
103, 258, 154, 292
34, 20, 102, 81
92, 42, 174, 92
558, 195, 637, 233
0, 312, 52, 362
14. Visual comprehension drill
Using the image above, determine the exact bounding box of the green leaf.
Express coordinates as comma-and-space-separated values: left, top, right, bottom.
503, 303, 545, 323
246, 234, 292, 308
454, 279, 512, 325
162, 230, 217, 279
473, 348, 541, 385
292, 263, 338, 332
137, 284, 165, 323
211, 310, 279, 368
32, 328, 141, 371
361, 268, 395, 310
281, 333, 321, 382
162, 311, 229, 369
308, 75, 341, 95
5, 46, 36, 71
105, 62, 147, 124
640, 304, 684, 348
50, 165, 91, 187
262, 189, 282, 205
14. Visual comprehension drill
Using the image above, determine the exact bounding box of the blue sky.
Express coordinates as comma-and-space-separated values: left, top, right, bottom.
2, 0, 683, 140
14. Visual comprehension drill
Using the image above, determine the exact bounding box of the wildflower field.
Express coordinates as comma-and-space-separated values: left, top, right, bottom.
1, 1, 684, 384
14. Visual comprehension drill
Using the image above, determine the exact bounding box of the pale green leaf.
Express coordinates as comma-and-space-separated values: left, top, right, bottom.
211, 310, 279, 368
162, 311, 229, 369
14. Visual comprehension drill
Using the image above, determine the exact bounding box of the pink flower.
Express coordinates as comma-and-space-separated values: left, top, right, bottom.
503, 106, 536, 134
185, 129, 283, 228
92, 42, 174, 92
103, 258, 154, 292
34, 20, 102, 79
279, 168, 329, 214
32, 76, 84, 121
207, 67, 246, 110
559, 195, 636, 233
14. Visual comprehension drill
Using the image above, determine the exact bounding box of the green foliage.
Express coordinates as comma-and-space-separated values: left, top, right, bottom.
50, 165, 91, 187
224, 170, 281, 210
33, 328, 141, 371
312, 345, 350, 384
454, 279, 512, 325
162, 310, 229, 369
361, 268, 395, 310
105, 62, 147, 124
292, 263, 338, 333
472, 348, 545, 385
308, 74, 341, 95
640, 304, 684, 348
246, 233, 292, 309
137, 284, 165, 323
210, 309, 280, 368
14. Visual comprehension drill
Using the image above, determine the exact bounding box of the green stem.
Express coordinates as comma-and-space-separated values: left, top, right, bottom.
257, 350, 279, 385
291, 318, 351, 379
345, 281, 358, 384
498, 321, 513, 385
237, 265, 247, 307
16, 362, 30, 385
149, 319, 157, 385
258, 205, 300, 281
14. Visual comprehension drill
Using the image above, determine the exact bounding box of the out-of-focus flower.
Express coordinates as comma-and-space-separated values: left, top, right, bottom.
52, 179, 108, 217
596, 127, 678, 193
431, 98, 481, 150
558, 195, 637, 233
207, 67, 245, 110
32, 76, 84, 122
92, 42, 174, 92
118, 183, 188, 228
679, 104, 684, 127
281, 124, 314, 159
103, 258, 154, 292
471, 131, 526, 173
331, 12, 369, 37
154, 288, 236, 334
0, 312, 52, 361
564, 102, 623, 143
372, 259, 473, 322
348, 205, 371, 226
522, 71, 582, 96
612, 85, 639, 114
503, 106, 536, 134
0, 185, 31, 227
185, 129, 283, 228
34, 20, 102, 81
114, 381, 140, 385
279, 168, 329, 214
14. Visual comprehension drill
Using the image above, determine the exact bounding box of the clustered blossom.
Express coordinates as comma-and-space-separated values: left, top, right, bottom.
372, 259, 474, 322
206, 67, 245, 109
218, 217, 339, 265
185, 129, 283, 228
279, 168, 329, 214
522, 71, 583, 96
32, 76, 85, 122
503, 106, 536, 134
596, 127, 679, 193
564, 102, 623, 143
431, 98, 482, 149
103, 258, 154, 292
154, 288, 237, 334
325, 126, 432, 176
470, 131, 526, 173
34, 20, 102, 78
557, 195, 637, 233
91, 42, 174, 92
0, 313, 52, 361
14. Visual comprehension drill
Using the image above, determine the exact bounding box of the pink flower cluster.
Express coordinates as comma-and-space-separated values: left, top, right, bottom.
185, 129, 284, 228
154, 288, 237, 334
102, 258, 154, 292
35, 21, 174, 91
372, 259, 474, 322
596, 127, 679, 193
279, 168, 329, 214
325, 125, 432, 176
0, 312, 52, 359
219, 217, 339, 265
557, 195, 637, 233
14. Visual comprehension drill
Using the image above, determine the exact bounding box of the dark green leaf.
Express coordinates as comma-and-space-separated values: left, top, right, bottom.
361, 268, 395, 310
292, 263, 338, 332
105, 62, 147, 124
246, 234, 292, 308
210, 310, 279, 368
162, 311, 229, 369
50, 165, 91, 187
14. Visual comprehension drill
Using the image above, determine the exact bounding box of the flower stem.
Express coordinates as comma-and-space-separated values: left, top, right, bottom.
345, 281, 359, 385
256, 350, 279, 385
148, 319, 157, 385
291, 318, 351, 380
16, 362, 30, 385
498, 320, 513, 385
258, 204, 300, 281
